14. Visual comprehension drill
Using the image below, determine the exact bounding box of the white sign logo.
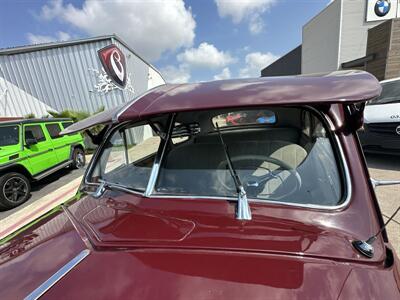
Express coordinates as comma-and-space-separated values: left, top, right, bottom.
367, 0, 398, 22
396, 125, 400, 135
375, 0, 391, 16
98, 44, 127, 88
111, 50, 125, 83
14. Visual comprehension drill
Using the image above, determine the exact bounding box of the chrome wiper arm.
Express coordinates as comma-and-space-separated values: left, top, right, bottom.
215, 123, 251, 220
92, 180, 135, 198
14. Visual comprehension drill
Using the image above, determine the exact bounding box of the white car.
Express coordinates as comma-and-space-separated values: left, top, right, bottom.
359, 77, 400, 154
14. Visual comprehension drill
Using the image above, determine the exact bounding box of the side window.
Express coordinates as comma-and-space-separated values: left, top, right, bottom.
25, 125, 46, 143
125, 125, 160, 164
45, 123, 62, 139
62, 122, 73, 129
90, 124, 160, 191
0, 126, 19, 146
62, 122, 79, 137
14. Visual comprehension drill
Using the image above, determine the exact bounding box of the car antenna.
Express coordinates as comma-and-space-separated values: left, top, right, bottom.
215, 122, 251, 221
353, 205, 400, 258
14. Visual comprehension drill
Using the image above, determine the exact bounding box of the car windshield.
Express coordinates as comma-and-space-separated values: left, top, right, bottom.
0, 126, 19, 147
369, 80, 400, 105
89, 107, 343, 207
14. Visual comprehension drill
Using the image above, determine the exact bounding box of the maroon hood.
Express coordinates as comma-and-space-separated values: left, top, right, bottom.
1, 192, 399, 299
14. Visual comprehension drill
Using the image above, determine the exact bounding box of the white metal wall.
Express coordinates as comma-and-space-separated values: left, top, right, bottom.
0, 38, 164, 117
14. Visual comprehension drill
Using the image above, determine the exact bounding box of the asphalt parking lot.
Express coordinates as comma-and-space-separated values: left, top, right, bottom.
0, 166, 85, 220
0, 152, 398, 254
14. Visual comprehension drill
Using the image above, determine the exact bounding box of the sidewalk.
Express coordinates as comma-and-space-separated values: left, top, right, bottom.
0, 175, 82, 240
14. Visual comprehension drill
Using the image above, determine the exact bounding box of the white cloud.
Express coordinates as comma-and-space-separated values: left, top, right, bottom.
27, 31, 71, 44
249, 15, 264, 35
239, 52, 279, 78
177, 42, 235, 69
38, 0, 196, 61
39, 0, 64, 20
160, 65, 190, 84
214, 67, 231, 80
214, 0, 276, 34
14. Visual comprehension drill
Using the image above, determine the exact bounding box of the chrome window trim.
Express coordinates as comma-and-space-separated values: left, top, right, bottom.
149, 130, 352, 211
84, 107, 352, 211
144, 113, 176, 197
24, 249, 90, 300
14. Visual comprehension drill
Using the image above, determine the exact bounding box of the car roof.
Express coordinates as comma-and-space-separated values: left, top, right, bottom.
62, 70, 381, 135
0, 118, 72, 126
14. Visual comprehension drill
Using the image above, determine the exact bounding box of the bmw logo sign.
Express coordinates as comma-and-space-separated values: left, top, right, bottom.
375, 0, 391, 17
396, 125, 400, 135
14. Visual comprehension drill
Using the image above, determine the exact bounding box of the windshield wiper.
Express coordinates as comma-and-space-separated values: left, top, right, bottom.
92, 180, 136, 198
215, 123, 252, 220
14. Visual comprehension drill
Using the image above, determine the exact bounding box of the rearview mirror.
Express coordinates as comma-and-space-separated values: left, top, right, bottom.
371, 178, 400, 188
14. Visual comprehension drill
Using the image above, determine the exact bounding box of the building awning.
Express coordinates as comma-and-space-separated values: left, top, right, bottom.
341, 54, 376, 69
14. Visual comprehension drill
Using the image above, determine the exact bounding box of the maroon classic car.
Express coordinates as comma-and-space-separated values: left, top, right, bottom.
1, 71, 400, 299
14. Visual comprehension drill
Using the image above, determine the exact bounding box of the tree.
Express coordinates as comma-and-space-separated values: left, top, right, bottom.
47, 106, 104, 122
24, 113, 36, 119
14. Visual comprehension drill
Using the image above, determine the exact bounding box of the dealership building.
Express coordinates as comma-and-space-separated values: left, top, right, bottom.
0, 35, 165, 118
262, 0, 400, 81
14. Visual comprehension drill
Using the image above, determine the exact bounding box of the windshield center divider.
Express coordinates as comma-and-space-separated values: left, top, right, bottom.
144, 113, 176, 197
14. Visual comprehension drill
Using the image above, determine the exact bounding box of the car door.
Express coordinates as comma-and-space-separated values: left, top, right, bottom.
45, 123, 70, 163
23, 124, 58, 175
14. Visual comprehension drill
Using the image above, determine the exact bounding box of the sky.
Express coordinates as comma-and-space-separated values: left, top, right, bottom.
0, 0, 331, 83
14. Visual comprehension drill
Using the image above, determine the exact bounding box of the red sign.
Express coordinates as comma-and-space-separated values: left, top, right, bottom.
98, 44, 127, 88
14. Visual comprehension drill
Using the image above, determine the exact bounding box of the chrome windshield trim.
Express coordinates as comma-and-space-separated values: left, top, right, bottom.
144, 113, 176, 197
148, 194, 348, 210
148, 109, 352, 211
317, 106, 352, 210
84, 106, 351, 211
24, 249, 90, 300
83, 121, 130, 187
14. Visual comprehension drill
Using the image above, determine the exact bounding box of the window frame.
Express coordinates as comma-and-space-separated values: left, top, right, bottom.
61, 122, 73, 129
85, 120, 163, 194
84, 106, 351, 211
45, 123, 62, 139
24, 124, 46, 143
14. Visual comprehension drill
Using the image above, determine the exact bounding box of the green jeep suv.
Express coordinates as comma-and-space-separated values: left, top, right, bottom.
0, 118, 85, 209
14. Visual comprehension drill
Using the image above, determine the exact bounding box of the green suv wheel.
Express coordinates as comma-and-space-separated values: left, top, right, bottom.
71, 148, 86, 169
0, 172, 31, 209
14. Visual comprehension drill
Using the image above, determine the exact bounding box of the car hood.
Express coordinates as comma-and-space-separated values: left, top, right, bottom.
28, 249, 356, 299
1, 236, 398, 300
364, 103, 400, 124
0, 192, 395, 299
